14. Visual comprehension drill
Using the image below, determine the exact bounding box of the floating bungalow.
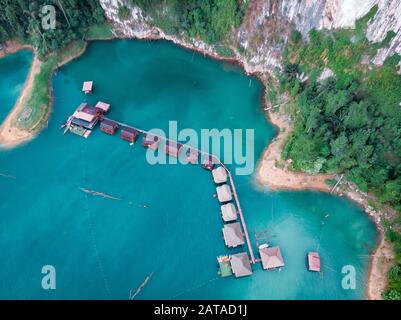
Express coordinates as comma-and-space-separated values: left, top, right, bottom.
222, 222, 245, 248
186, 148, 199, 164
100, 119, 119, 135
217, 255, 233, 277
121, 126, 139, 143
82, 81, 93, 94
212, 167, 228, 184
259, 245, 285, 270
216, 184, 233, 203
230, 253, 253, 278
221, 203, 238, 222
165, 141, 182, 158
71, 103, 99, 130
95, 101, 111, 113
142, 133, 161, 150
202, 156, 215, 171
308, 252, 321, 272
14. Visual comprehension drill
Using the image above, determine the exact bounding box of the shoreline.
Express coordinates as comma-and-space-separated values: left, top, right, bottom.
254, 95, 394, 300
0, 31, 392, 299
0, 41, 40, 148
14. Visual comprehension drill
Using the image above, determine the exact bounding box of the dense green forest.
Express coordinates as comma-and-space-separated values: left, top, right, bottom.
0, 0, 105, 56
127, 0, 246, 44
276, 6, 401, 299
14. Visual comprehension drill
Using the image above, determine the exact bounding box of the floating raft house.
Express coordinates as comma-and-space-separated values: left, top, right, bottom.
165, 141, 182, 158
95, 101, 111, 113
230, 253, 253, 278
202, 156, 215, 171
212, 167, 228, 184
142, 133, 160, 150
186, 148, 199, 164
308, 252, 321, 272
222, 222, 245, 248
100, 119, 118, 135
217, 255, 233, 277
71, 103, 99, 129
259, 245, 285, 270
121, 126, 139, 143
216, 184, 233, 203
82, 81, 93, 94
221, 203, 238, 222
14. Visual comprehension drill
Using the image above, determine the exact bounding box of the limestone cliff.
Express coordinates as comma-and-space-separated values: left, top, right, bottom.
99, 0, 401, 73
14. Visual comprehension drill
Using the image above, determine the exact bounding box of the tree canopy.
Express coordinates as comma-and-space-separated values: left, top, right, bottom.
129, 0, 246, 43
0, 0, 105, 56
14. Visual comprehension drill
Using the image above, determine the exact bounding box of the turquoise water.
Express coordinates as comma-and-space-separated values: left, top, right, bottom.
0, 40, 376, 299
0, 50, 33, 123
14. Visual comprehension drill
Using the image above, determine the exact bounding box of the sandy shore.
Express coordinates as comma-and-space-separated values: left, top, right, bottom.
256, 109, 333, 192
340, 183, 395, 300
0, 40, 33, 59
0, 42, 41, 148
255, 105, 395, 300
0, 41, 88, 149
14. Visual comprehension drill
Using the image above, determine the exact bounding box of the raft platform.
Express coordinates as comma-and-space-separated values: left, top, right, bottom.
64, 101, 256, 269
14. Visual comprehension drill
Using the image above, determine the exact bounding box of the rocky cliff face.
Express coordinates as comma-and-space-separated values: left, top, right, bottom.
100, 0, 401, 74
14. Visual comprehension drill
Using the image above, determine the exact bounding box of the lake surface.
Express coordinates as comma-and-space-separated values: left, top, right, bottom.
0, 40, 376, 299
0, 50, 32, 123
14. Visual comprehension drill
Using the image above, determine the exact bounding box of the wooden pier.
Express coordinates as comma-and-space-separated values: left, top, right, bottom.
102, 117, 256, 265
220, 162, 256, 264
65, 109, 256, 265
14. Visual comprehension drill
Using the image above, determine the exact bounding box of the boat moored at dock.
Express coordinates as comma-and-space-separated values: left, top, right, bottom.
217, 255, 233, 277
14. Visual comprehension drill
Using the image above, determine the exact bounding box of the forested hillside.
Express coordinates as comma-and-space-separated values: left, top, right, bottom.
275, 7, 401, 299
126, 0, 246, 44
0, 0, 105, 56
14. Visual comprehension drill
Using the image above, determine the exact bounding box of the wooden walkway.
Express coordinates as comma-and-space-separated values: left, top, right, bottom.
102, 117, 256, 264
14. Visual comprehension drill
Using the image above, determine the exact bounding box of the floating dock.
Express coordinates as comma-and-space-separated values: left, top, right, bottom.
64, 102, 256, 267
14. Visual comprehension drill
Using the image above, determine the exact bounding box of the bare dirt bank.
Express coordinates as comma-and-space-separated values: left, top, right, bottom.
255, 106, 394, 300
256, 109, 333, 192
0, 41, 41, 148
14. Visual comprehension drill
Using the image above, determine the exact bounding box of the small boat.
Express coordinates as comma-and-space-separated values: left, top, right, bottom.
217, 255, 232, 277
307, 252, 321, 272
62, 115, 74, 134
